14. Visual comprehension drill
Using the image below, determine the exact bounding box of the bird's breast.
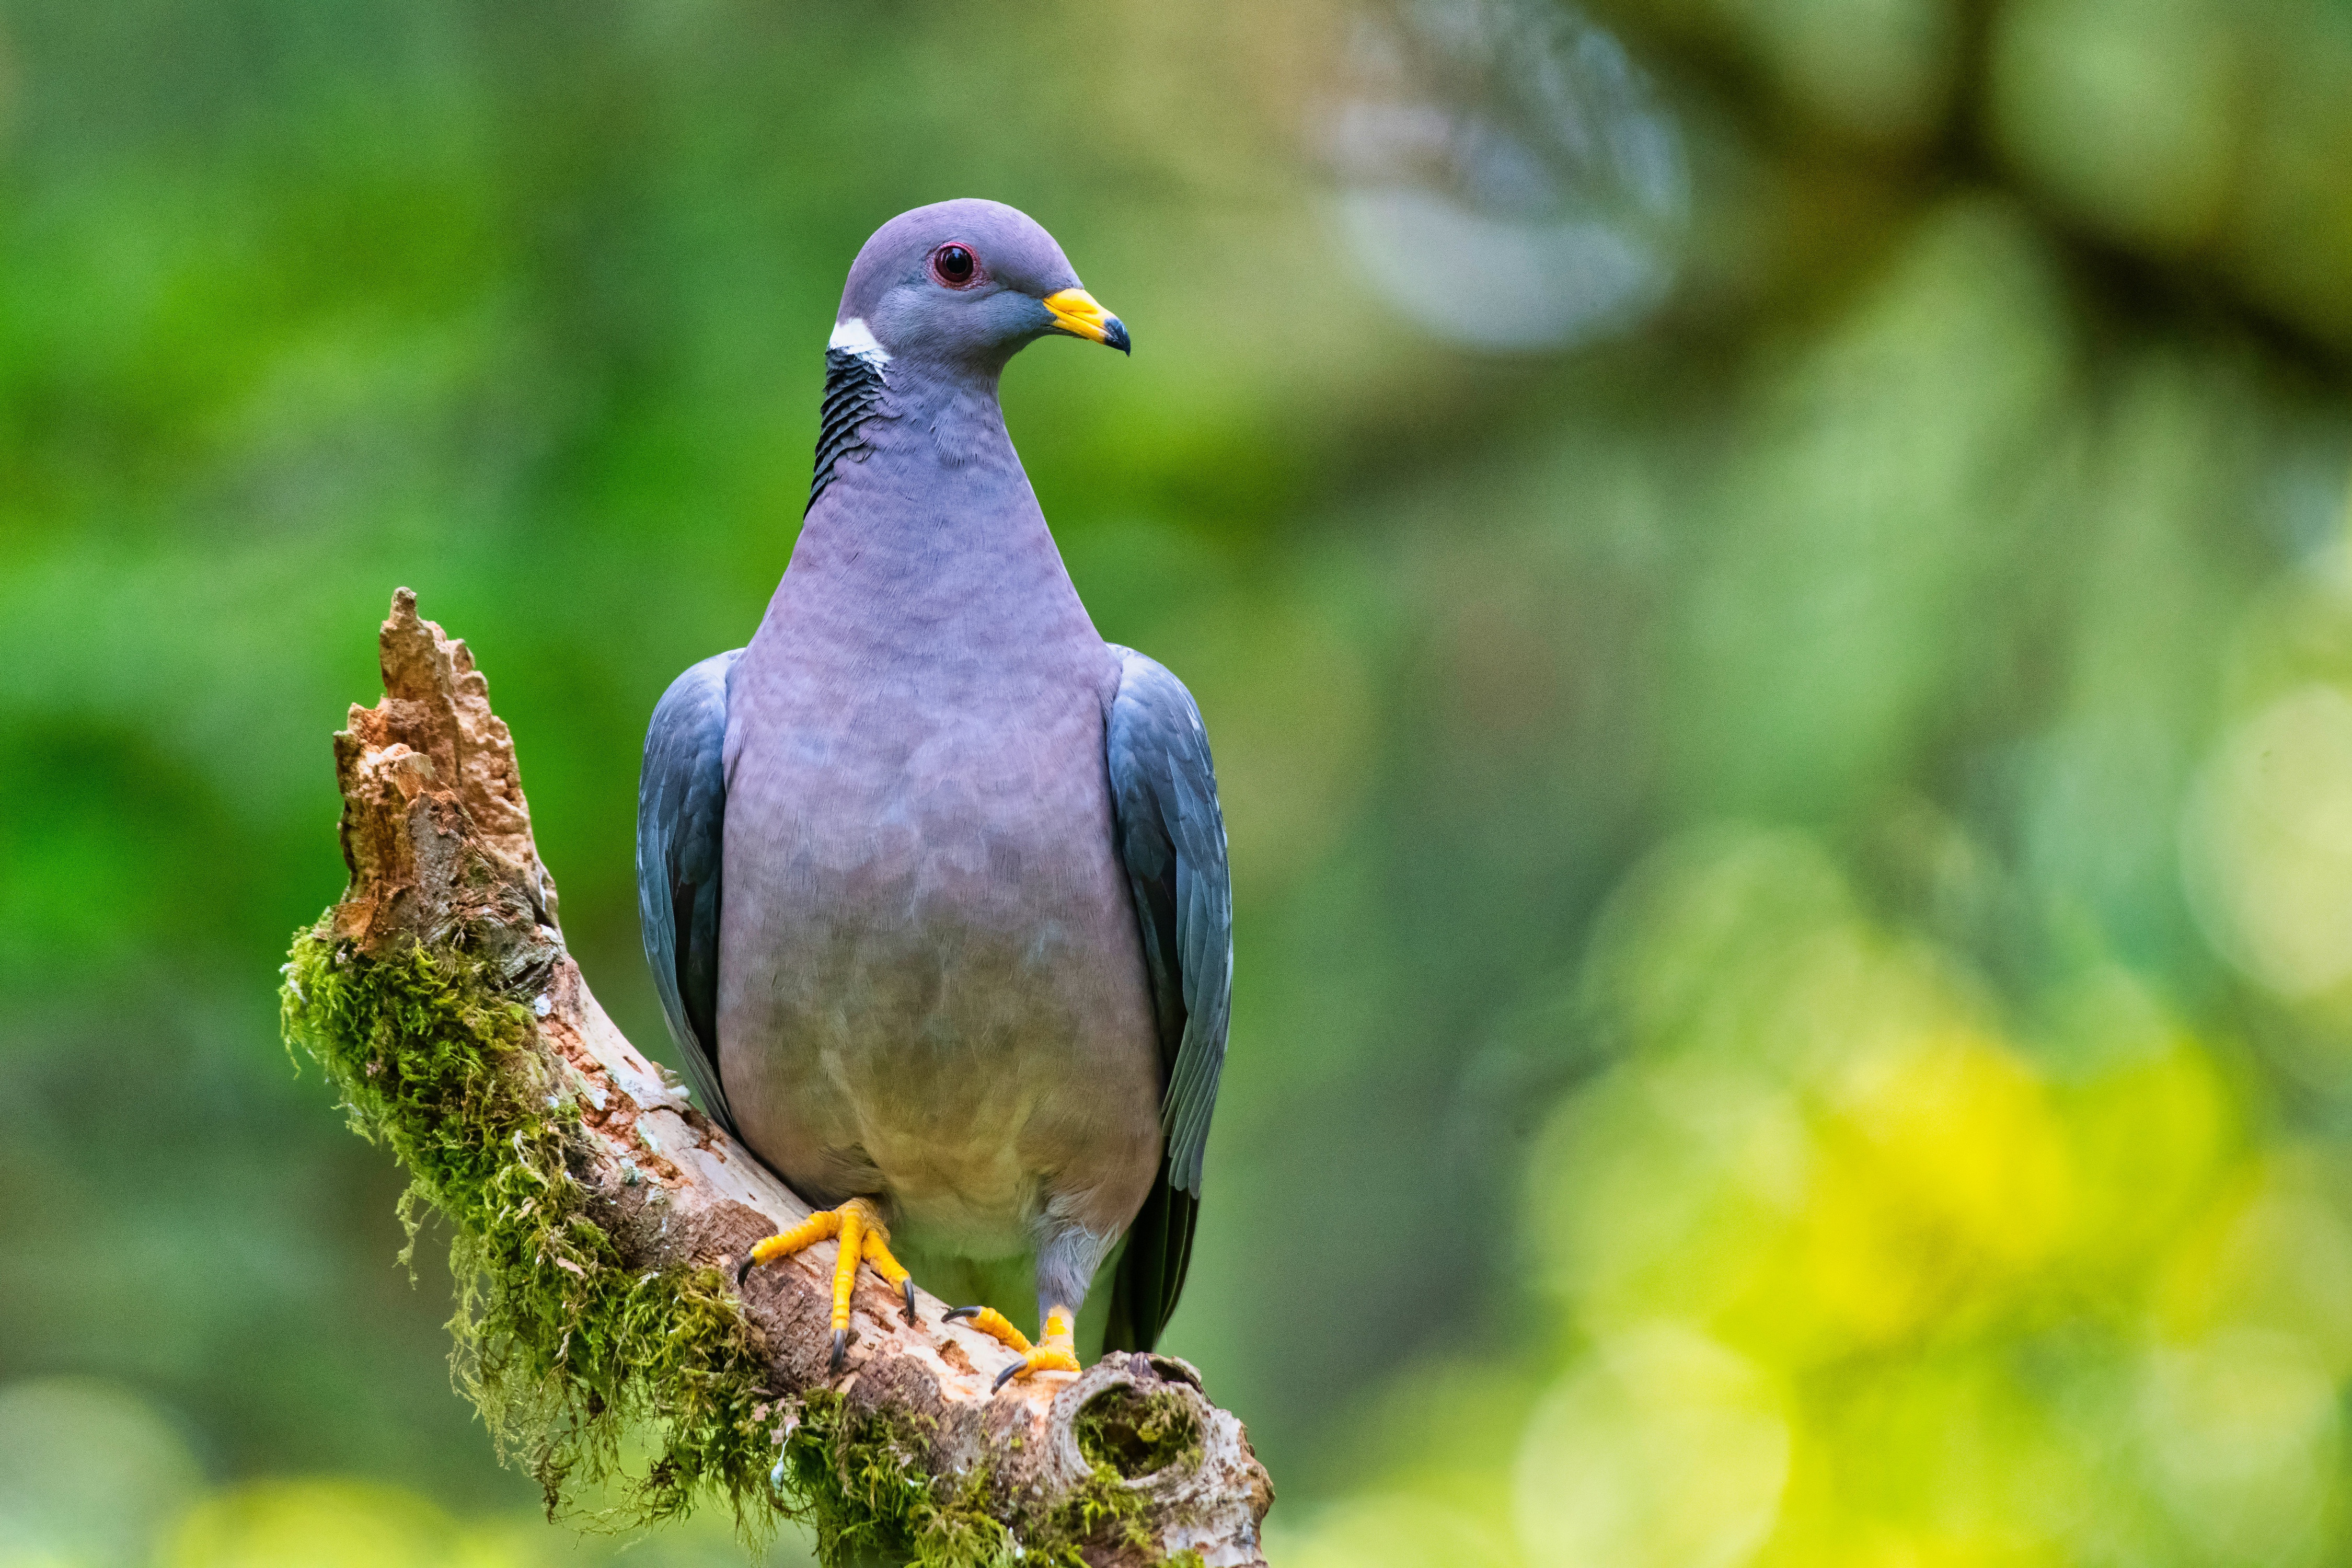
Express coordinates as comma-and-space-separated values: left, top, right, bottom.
715, 644, 1163, 1251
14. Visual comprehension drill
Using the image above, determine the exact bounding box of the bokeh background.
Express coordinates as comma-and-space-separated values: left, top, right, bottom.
6, 0, 2352, 1563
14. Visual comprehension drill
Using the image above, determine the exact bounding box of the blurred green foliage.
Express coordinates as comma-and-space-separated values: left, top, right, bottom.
3, 0, 2351, 1564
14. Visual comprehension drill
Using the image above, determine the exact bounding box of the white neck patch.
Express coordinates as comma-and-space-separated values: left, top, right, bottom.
828, 316, 890, 362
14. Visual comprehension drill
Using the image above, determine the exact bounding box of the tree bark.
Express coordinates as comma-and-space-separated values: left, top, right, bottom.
320, 587, 1273, 1567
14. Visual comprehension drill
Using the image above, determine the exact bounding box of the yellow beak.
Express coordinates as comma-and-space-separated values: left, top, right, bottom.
1042, 288, 1132, 354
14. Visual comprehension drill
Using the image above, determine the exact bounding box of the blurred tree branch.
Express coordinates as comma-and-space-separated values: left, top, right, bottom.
1588, 0, 2352, 382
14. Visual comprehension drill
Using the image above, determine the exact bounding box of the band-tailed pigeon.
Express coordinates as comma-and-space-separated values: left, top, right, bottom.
637, 200, 1230, 1387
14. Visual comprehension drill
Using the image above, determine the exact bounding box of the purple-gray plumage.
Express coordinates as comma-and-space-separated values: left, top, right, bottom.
636, 201, 1227, 1373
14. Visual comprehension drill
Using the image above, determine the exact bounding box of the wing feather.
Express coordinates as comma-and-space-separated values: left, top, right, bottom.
636, 649, 743, 1135
1102, 646, 1232, 1349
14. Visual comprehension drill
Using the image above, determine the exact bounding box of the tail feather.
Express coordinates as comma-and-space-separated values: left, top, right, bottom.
1105, 1167, 1197, 1353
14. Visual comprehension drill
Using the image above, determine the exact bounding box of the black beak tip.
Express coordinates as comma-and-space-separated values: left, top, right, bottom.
1104, 317, 1131, 355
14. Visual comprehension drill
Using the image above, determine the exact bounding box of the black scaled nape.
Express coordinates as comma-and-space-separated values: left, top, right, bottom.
808, 347, 888, 512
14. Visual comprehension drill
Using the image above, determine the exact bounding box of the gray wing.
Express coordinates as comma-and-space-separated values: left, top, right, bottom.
636, 649, 744, 1136
1102, 645, 1232, 1351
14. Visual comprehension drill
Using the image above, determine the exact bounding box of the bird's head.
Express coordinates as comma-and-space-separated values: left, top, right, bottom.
832, 199, 1130, 377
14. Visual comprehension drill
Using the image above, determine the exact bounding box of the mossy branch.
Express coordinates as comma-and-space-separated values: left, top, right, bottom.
280, 589, 1272, 1567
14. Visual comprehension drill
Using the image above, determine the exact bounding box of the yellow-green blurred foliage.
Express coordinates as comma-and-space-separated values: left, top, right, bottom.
1281, 831, 2352, 1564
5, 0, 2352, 1562
0, 1377, 813, 1568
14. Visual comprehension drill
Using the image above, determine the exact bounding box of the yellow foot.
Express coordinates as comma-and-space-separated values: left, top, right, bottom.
943, 1302, 1082, 1390
734, 1197, 918, 1371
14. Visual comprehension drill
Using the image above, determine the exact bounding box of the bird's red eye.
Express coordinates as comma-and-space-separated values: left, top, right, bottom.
931, 244, 979, 287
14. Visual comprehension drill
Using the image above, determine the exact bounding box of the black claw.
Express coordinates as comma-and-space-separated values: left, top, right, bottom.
993, 1360, 1024, 1393
831, 1329, 848, 1375
734, 1255, 756, 1289
901, 1279, 919, 1325
942, 1305, 981, 1323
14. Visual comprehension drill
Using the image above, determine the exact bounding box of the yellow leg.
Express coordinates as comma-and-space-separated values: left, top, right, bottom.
862, 1228, 915, 1319
734, 1197, 919, 1371
942, 1304, 1032, 1355
944, 1302, 1082, 1390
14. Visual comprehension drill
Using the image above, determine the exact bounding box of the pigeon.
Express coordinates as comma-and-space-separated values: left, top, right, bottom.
637, 200, 1230, 1387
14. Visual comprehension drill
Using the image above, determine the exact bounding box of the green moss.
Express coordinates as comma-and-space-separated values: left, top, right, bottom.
771, 1389, 1185, 1567
778, 1392, 1011, 1567
1073, 1387, 1201, 1481
280, 919, 775, 1532
281, 915, 1209, 1566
